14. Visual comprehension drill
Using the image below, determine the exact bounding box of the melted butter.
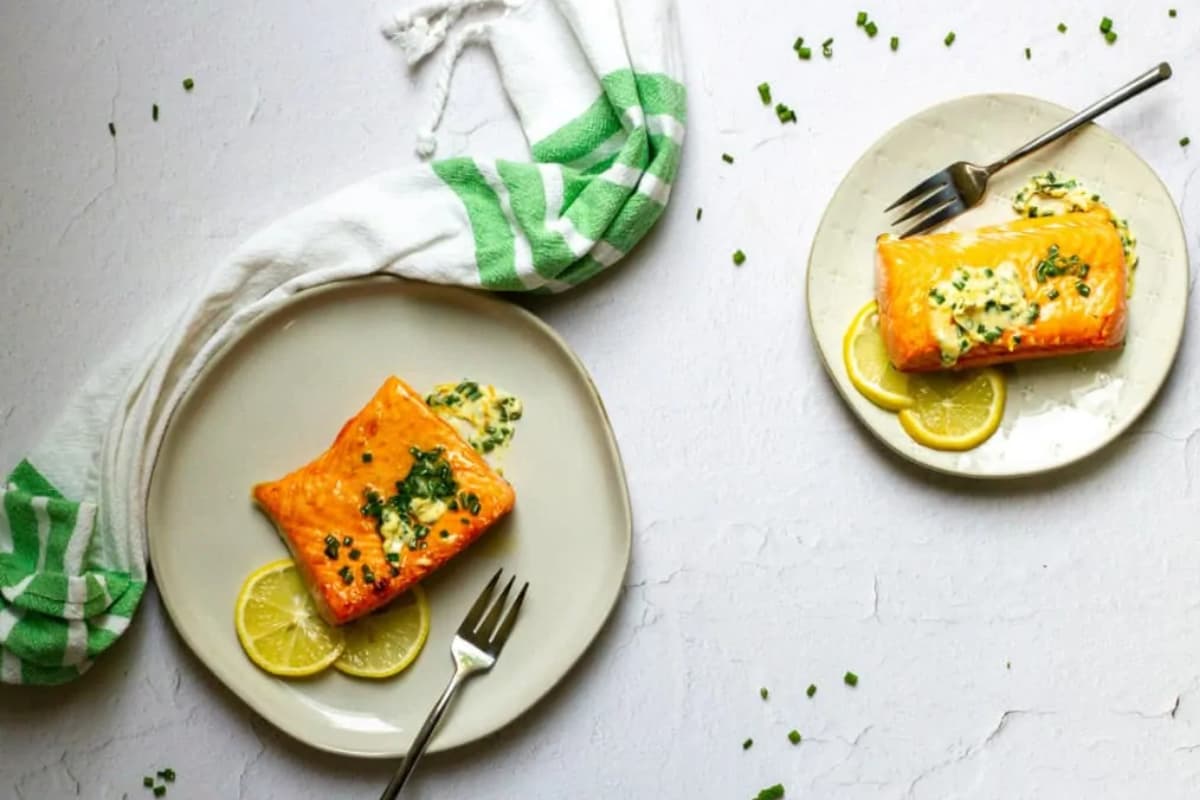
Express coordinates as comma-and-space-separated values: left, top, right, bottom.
426, 380, 523, 458
1011, 171, 1138, 293
929, 263, 1032, 364
409, 496, 446, 525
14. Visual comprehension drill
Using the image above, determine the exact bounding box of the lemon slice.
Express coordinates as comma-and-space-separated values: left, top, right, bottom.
334, 586, 430, 679
843, 300, 913, 410
235, 559, 344, 677
898, 369, 1006, 451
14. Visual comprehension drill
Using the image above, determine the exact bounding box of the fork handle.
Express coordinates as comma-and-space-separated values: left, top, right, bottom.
380, 668, 470, 800
987, 62, 1172, 175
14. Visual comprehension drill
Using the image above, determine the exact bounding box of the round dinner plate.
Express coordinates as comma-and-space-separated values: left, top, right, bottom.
148, 279, 631, 757
807, 94, 1189, 478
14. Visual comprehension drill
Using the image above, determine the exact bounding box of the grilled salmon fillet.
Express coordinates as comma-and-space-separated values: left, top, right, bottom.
253, 376, 515, 625
875, 210, 1127, 372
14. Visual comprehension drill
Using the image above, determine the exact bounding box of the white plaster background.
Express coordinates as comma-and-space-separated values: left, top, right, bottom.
2, 1, 1200, 797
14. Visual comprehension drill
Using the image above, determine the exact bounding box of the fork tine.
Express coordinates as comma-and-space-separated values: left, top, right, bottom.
489, 581, 528, 654
884, 171, 950, 212
474, 575, 515, 640
458, 568, 503, 636
891, 185, 955, 226
900, 199, 967, 238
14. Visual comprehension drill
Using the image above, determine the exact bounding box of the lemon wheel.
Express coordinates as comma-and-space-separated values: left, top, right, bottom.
334, 586, 430, 679
234, 559, 344, 677
843, 300, 913, 411
898, 369, 1006, 451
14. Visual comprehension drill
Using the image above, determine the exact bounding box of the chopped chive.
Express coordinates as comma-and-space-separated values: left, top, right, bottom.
108, 122, 116, 137
865, 20, 878, 37
733, 249, 747, 266
348, 548, 361, 560
755, 784, 785, 800
361, 452, 373, 463
1076, 282, 1091, 297
759, 686, 769, 700
163, 769, 175, 782
182, 77, 194, 91
1012, 335, 1022, 345
386, 552, 400, 563
721, 153, 734, 164
1057, 22, 1067, 33
342, 536, 353, 547
743, 738, 754, 750
757, 82, 772, 105
806, 684, 817, 698
1024, 47, 1031, 59
797, 46, 812, 59
362, 565, 376, 584
1182, 137, 1191, 147
154, 788, 166, 798
152, 104, 159, 121
856, 11, 867, 26
788, 729, 802, 745
944, 31, 956, 46
844, 671, 859, 687
1169, 8, 1177, 17
696, 207, 703, 221
1099, 16, 1113, 33
775, 103, 797, 124
792, 36, 805, 51
890, 36, 899, 51
144, 777, 154, 788
822, 38, 834, 58
1104, 30, 1117, 44
339, 565, 354, 585
1048, 288, 1060, 300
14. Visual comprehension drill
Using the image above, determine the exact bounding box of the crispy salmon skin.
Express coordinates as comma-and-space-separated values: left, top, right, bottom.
253, 376, 515, 625
875, 211, 1127, 372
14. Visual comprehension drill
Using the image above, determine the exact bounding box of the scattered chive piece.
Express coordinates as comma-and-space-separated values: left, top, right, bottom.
108, 122, 116, 137
792, 36, 805, 51
757, 82, 772, 105
1048, 288, 1060, 300
144, 777, 154, 788
743, 738, 754, 750
1006, 660, 1012, 669
822, 38, 834, 58
806, 684, 817, 698
944, 31, 956, 46
788, 730, 802, 745
361, 452, 373, 463
844, 671, 859, 687
154, 788, 166, 798
1025, 47, 1031, 59
696, 207, 703, 221
1099, 16, 1113, 33
775, 103, 797, 124
386, 552, 400, 563
1169, 8, 1177, 17
890, 36, 899, 51
338, 565, 353, 585
733, 250, 747, 266
755, 785, 785, 800
1057, 22, 1067, 33
182, 77, 194, 91
1104, 30, 1117, 44
721, 153, 734, 164
1076, 282, 1091, 297
759, 686, 769, 700
152, 104, 159, 121
856, 11, 867, 26
163, 769, 175, 782
1182, 137, 1191, 147
342, 536, 353, 546
797, 46, 812, 60
865, 20, 878, 38
348, 548, 361, 560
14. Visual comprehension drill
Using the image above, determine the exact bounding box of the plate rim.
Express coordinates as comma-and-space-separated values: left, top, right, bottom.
805, 91, 1190, 479
146, 276, 633, 758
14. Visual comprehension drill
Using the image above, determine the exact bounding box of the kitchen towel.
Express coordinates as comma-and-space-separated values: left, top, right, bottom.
0, 0, 684, 684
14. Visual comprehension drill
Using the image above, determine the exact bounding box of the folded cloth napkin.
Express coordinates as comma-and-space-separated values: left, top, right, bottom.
0, 0, 685, 685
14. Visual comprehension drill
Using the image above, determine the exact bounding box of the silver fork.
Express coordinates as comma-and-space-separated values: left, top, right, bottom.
886, 62, 1172, 238
380, 569, 528, 800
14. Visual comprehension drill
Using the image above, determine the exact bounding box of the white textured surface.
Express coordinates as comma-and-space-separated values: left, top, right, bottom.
2, 0, 1200, 797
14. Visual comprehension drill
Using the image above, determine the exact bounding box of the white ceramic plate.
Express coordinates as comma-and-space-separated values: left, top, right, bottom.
807, 94, 1189, 478
147, 279, 631, 757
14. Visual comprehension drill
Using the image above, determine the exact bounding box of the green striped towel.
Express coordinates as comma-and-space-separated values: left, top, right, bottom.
2, 0, 684, 684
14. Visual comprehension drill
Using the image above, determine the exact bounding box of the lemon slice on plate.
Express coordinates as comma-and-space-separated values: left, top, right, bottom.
843, 300, 913, 410
335, 586, 430, 679
235, 559, 344, 677
899, 369, 1006, 451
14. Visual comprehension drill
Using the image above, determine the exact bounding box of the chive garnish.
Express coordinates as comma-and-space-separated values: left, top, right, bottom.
154, 788, 166, 798
944, 31, 956, 46
755, 784, 785, 800
1099, 16, 1113, 33
822, 38, 834, 58
144, 777, 154, 788
733, 250, 747, 266
793, 36, 805, 51
348, 548, 361, 560
343, 535, 353, 547
797, 45, 812, 60
775, 103, 797, 124
807, 684, 817, 697
182, 77, 194, 91
1048, 288, 1059, 300
1057, 22, 1067, 33
152, 104, 159, 121
788, 730, 802, 745
864, 20, 878, 37
108, 122, 116, 137
1182, 137, 1191, 147
890, 36, 899, 51
743, 738, 754, 750
1105, 30, 1117, 44
696, 207, 703, 221
1025, 47, 1031, 60
844, 671, 859, 687
1076, 282, 1091, 297
362, 565, 376, 584
1013, 335, 1022, 345
339, 566, 354, 584
757, 82, 772, 105
759, 686, 769, 700
856, 11, 867, 26
1170, 8, 1177, 16
163, 769, 176, 782
362, 452, 373, 463
721, 153, 734, 164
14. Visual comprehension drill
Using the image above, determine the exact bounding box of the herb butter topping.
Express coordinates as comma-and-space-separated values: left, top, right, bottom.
929, 264, 1032, 364
426, 380, 523, 457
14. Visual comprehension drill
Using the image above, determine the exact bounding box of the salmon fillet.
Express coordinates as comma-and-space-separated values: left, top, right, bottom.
253, 376, 515, 625
875, 210, 1127, 372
